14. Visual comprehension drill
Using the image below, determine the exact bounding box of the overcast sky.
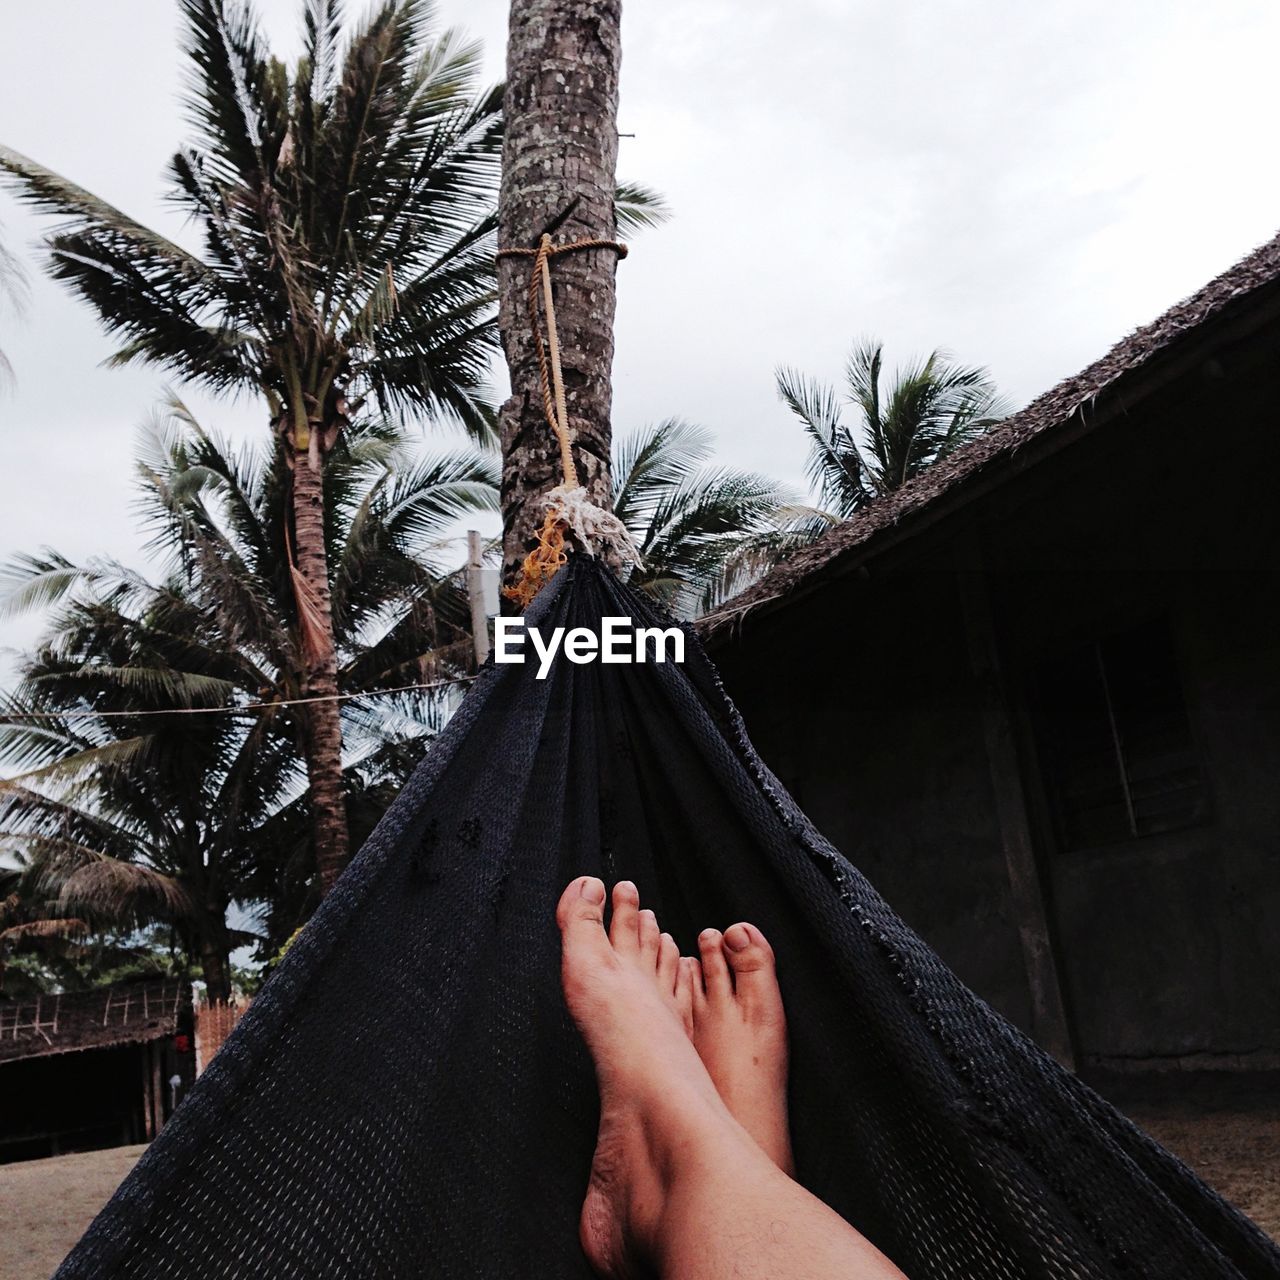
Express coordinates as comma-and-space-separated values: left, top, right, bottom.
2, 0, 1279, 677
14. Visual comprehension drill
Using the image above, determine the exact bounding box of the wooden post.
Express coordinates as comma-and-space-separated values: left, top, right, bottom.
497, 0, 623, 590
141, 1044, 157, 1140
957, 537, 1076, 1069
467, 530, 491, 666
152, 1041, 164, 1130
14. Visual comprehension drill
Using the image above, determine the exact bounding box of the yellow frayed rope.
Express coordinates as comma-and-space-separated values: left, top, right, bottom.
496, 233, 637, 608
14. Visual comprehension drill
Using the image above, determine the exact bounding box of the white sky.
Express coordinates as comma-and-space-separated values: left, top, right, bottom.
2, 0, 1279, 679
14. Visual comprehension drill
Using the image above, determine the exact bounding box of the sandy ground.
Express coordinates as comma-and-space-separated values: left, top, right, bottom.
1, 1109, 1275, 1278
1132, 1104, 1279, 1243
0, 1143, 147, 1280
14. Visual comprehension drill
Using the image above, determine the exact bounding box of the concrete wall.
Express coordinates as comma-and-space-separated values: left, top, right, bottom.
715, 332, 1280, 1068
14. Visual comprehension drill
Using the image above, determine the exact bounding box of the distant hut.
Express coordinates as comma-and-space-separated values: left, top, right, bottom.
0, 978, 193, 1162
702, 233, 1280, 1080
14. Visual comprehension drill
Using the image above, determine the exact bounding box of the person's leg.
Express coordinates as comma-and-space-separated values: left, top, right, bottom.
559, 877, 906, 1280
681, 924, 794, 1174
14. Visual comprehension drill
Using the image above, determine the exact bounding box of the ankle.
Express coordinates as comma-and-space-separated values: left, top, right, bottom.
618, 1087, 738, 1252
643, 1113, 778, 1272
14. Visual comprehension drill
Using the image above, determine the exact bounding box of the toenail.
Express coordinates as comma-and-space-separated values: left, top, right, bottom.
699, 928, 720, 943
724, 924, 751, 951
579, 878, 605, 903
616, 880, 638, 897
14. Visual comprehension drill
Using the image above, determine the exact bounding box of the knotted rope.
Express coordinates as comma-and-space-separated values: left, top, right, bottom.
496, 233, 641, 608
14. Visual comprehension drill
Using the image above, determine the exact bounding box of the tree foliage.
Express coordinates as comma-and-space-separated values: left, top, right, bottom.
0, 406, 495, 986
777, 339, 1009, 519
613, 419, 811, 617
0, 0, 666, 437
0, 0, 667, 889
1, 0, 508, 435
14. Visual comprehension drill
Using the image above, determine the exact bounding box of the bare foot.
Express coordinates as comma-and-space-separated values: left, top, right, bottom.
557, 878, 752, 1277
680, 923, 795, 1175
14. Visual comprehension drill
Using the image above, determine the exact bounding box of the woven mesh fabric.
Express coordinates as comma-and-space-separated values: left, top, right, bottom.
56, 557, 1279, 1279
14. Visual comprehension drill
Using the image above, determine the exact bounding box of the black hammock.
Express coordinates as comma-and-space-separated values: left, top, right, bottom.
56, 558, 1278, 1280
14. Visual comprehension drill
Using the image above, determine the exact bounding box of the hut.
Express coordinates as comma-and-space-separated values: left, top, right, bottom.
702, 233, 1280, 1079
0, 978, 193, 1162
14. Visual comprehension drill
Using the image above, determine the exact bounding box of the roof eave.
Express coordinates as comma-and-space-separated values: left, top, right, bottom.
699, 242, 1280, 647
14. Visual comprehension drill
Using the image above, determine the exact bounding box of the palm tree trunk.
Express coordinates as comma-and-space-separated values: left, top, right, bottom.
497, 0, 623, 586
289, 438, 350, 895
200, 937, 232, 1003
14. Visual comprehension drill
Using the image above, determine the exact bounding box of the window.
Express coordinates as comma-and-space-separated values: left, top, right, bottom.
1030, 618, 1208, 850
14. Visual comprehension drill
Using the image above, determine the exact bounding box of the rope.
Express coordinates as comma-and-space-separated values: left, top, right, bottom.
496, 234, 629, 608
498, 234, 628, 492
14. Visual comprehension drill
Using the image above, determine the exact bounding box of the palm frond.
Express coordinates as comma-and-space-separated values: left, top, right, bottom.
56, 857, 194, 923
612, 421, 797, 618
614, 181, 672, 235
0, 145, 220, 275
785, 338, 1007, 515
299, 0, 346, 106
1, 918, 90, 944
177, 0, 275, 188
0, 734, 154, 790
776, 366, 868, 518
613, 419, 713, 529
0, 550, 87, 621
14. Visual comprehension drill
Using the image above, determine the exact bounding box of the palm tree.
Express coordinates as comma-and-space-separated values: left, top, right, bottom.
0, 865, 89, 996
0, 404, 497, 984
777, 339, 1009, 519
0, 0, 663, 890
0, 880, 188, 998
0, 0, 501, 890
612, 420, 805, 617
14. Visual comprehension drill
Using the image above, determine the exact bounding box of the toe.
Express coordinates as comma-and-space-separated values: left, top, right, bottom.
658, 932, 680, 991
722, 923, 784, 1022
638, 909, 661, 966
557, 878, 613, 959
608, 880, 641, 953
690, 956, 707, 1007
698, 928, 733, 1000
675, 956, 698, 1033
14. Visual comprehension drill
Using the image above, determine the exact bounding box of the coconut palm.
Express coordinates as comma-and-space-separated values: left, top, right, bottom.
0, 403, 497, 982
0, 889, 189, 998
612, 419, 808, 618
0, 865, 90, 996
0, 733, 245, 1000
777, 339, 1010, 519
0, 0, 501, 892
0, 0, 664, 892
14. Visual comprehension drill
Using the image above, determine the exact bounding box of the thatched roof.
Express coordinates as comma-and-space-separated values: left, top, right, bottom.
699, 230, 1280, 642
0, 978, 187, 1065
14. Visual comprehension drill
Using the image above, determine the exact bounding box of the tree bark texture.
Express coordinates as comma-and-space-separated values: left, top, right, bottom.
200, 936, 232, 1004
289, 440, 351, 895
498, 0, 623, 590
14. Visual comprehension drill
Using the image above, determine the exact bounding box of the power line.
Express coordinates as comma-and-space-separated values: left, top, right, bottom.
0, 674, 478, 723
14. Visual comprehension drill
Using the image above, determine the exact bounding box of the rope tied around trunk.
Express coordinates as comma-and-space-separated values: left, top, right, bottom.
497, 233, 641, 608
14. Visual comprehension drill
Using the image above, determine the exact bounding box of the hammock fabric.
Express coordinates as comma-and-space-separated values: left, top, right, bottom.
57, 558, 1278, 1280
